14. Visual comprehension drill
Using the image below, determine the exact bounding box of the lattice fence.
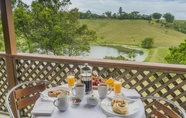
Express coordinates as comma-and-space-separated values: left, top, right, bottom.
0, 56, 8, 113
14, 57, 186, 117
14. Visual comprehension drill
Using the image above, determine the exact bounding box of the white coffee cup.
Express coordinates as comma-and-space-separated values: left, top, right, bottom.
71, 83, 85, 99
53, 92, 69, 111
98, 83, 112, 99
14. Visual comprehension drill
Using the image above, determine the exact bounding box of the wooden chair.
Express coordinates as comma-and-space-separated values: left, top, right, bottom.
5, 80, 58, 118
141, 96, 186, 118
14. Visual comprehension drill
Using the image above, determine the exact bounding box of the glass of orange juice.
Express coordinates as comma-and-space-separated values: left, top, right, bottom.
114, 81, 122, 95
67, 72, 75, 88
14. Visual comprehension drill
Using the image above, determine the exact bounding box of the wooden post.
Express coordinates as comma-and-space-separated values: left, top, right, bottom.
0, 0, 18, 117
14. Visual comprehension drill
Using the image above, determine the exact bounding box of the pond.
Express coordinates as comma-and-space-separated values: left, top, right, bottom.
82, 45, 149, 62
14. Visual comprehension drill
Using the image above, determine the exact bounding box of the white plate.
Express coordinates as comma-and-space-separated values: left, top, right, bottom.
41, 86, 71, 101
101, 97, 139, 117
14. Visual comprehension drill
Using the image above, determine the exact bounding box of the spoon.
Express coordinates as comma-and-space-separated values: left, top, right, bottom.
39, 92, 54, 101
107, 96, 135, 104
73, 100, 77, 103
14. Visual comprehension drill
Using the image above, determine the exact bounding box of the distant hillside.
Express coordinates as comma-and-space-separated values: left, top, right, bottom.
79, 19, 186, 63
80, 19, 186, 47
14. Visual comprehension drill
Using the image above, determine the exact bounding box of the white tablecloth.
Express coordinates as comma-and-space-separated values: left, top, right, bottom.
32, 86, 146, 118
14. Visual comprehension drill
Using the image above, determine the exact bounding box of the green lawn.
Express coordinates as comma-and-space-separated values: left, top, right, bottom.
80, 19, 186, 63
144, 47, 169, 63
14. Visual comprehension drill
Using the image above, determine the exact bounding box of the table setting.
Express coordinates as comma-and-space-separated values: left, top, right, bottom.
31, 63, 145, 118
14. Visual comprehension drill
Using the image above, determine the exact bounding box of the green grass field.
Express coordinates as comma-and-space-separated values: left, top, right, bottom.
80, 19, 186, 63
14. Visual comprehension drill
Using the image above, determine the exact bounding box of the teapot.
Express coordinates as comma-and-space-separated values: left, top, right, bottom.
53, 92, 69, 111
86, 94, 99, 106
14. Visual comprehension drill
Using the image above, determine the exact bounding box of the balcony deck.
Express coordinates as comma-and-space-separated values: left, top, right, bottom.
0, 53, 186, 117
0, 0, 185, 117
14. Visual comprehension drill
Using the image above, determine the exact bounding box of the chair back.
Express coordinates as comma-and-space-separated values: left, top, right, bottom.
141, 96, 186, 118
154, 101, 181, 118
5, 80, 58, 118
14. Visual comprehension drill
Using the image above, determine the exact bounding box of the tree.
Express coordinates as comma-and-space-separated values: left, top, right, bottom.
13, 3, 34, 53
30, 0, 73, 55
141, 37, 154, 49
127, 51, 137, 61
32, 1, 96, 56
0, 18, 5, 51
14, 0, 97, 56
165, 40, 186, 64
105, 11, 112, 19
152, 12, 162, 19
11, 0, 28, 8
112, 13, 117, 19
163, 13, 175, 23
86, 10, 92, 19
131, 11, 140, 19
118, 7, 122, 16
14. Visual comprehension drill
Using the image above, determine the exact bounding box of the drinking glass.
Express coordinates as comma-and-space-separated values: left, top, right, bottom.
114, 81, 122, 95
67, 72, 75, 88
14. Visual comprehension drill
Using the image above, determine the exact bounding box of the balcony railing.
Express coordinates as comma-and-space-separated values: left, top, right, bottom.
0, 53, 186, 117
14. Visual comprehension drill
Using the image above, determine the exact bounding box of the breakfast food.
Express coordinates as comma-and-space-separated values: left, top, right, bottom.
92, 76, 105, 86
105, 77, 114, 87
111, 98, 129, 115
111, 98, 126, 106
48, 89, 70, 97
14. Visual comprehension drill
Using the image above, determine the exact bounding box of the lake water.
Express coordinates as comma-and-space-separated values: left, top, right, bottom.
82, 45, 148, 62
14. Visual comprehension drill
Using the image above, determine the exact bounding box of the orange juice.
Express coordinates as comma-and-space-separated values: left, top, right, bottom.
67, 75, 75, 87
114, 81, 122, 94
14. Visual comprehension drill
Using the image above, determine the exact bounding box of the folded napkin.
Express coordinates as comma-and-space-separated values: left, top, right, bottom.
108, 88, 141, 99
122, 88, 141, 99
31, 102, 54, 116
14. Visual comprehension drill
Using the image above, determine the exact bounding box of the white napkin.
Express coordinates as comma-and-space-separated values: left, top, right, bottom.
107, 88, 141, 99
122, 88, 141, 99
31, 102, 54, 116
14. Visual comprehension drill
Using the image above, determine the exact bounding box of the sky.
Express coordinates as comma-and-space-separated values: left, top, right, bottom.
23, 0, 186, 20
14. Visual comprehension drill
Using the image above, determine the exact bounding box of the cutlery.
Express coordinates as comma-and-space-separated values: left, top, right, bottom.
106, 96, 135, 104
39, 92, 54, 102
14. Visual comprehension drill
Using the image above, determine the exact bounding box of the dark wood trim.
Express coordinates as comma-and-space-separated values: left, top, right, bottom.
0, 0, 18, 117
0, 0, 17, 54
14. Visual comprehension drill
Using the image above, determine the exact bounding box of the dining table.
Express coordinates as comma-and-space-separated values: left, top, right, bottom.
31, 84, 146, 118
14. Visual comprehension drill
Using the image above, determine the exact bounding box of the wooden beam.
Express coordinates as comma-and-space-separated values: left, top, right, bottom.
0, 0, 17, 54
0, 0, 18, 118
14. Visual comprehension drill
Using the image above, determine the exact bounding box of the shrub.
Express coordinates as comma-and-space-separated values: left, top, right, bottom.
141, 37, 154, 49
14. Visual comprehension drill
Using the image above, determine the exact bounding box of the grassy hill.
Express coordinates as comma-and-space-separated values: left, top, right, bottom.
80, 19, 186, 63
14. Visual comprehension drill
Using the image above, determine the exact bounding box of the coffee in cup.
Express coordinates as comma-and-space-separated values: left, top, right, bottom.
98, 83, 112, 98
71, 83, 85, 99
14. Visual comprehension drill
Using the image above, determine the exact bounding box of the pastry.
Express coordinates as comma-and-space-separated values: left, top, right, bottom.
111, 98, 128, 115
112, 103, 129, 115
48, 89, 70, 97
111, 98, 126, 106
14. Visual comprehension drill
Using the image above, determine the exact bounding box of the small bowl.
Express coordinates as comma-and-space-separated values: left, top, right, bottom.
70, 96, 82, 105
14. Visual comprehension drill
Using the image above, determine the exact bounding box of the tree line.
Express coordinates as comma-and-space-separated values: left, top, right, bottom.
79, 7, 175, 23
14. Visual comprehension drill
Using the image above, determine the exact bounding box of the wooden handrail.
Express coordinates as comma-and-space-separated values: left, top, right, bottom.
10, 53, 186, 72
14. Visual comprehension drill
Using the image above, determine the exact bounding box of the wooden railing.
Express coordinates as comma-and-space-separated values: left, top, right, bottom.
0, 53, 186, 117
